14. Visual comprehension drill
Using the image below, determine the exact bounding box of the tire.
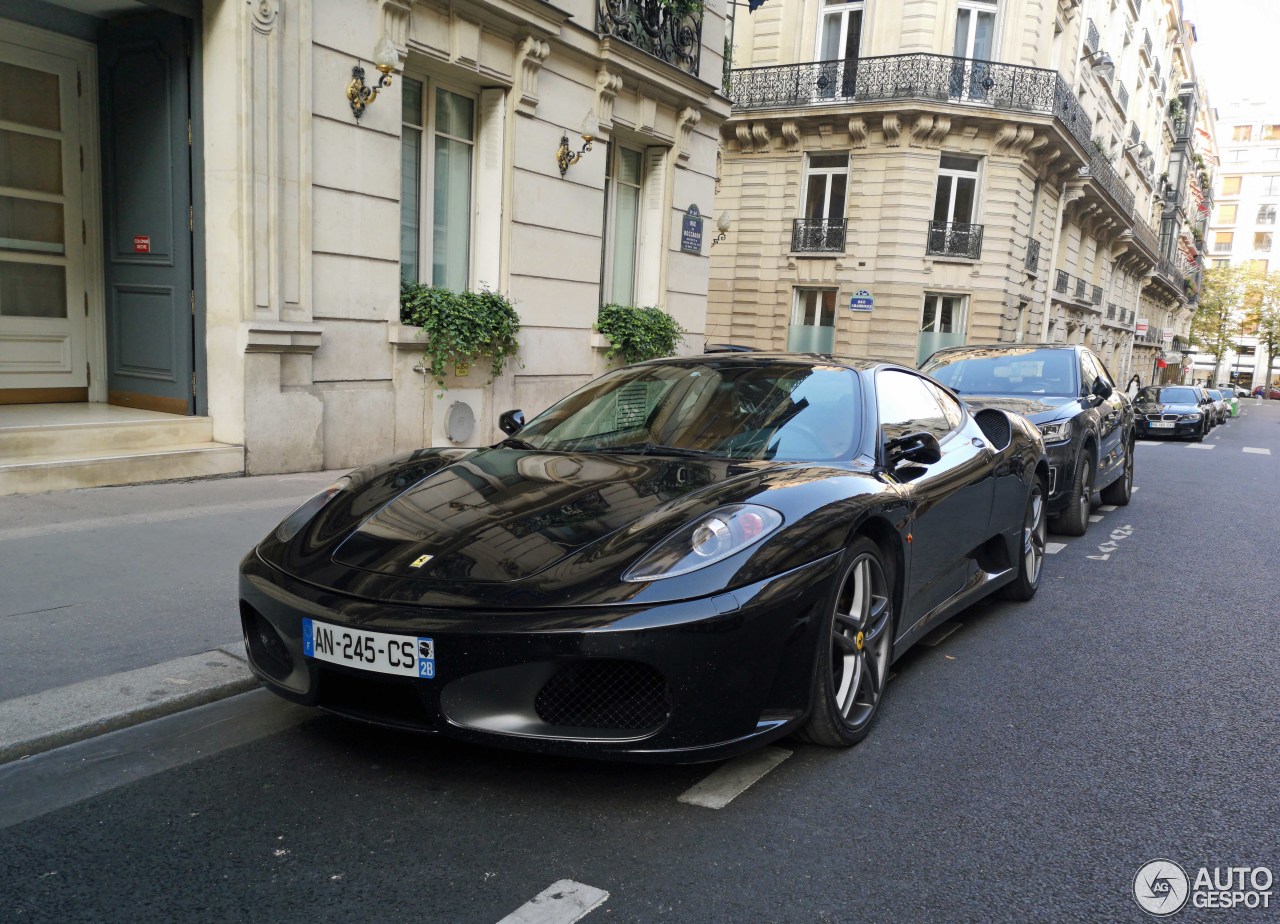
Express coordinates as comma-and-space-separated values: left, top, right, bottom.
1000, 476, 1047, 601
1191, 420, 1205, 443
1051, 450, 1093, 537
1099, 438, 1134, 506
797, 537, 895, 748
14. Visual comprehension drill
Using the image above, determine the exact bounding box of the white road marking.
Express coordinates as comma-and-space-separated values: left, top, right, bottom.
1088, 524, 1135, 561
1244, 447, 1272, 455
677, 747, 791, 810
922, 623, 963, 647
1089, 515, 1103, 523
1099, 504, 1118, 512
497, 881, 609, 924
1045, 542, 1067, 554
1186, 444, 1216, 450
1133, 486, 1140, 491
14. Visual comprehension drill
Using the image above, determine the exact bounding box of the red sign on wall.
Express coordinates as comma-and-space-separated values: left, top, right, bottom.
133, 236, 151, 254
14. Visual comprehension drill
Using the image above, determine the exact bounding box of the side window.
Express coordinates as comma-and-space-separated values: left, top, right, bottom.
926, 381, 965, 429
877, 371, 952, 442
1085, 352, 1115, 390
1078, 352, 1098, 397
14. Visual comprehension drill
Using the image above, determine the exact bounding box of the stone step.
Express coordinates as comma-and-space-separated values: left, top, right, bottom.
0, 442, 245, 496
0, 415, 215, 459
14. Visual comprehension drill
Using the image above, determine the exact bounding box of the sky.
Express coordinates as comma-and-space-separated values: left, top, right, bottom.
1180, 0, 1280, 107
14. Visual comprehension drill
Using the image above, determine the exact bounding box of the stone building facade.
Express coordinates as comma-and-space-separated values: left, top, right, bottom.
0, 0, 727, 493
710, 0, 1206, 386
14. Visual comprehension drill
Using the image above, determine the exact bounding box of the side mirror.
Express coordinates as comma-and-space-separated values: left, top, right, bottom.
885, 431, 942, 467
1091, 377, 1114, 400
498, 409, 525, 435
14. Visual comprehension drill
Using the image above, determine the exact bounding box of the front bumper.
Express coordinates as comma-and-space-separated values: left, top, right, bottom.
239, 550, 842, 762
1042, 441, 1076, 514
1135, 417, 1202, 438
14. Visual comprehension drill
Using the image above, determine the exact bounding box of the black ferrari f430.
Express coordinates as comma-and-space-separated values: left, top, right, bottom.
240, 355, 1048, 761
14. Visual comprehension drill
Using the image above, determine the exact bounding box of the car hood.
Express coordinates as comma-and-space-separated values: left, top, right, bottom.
1134, 402, 1198, 414
956, 394, 1075, 422
258, 446, 885, 608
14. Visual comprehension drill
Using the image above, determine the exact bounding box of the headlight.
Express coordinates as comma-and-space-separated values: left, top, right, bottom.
274, 477, 351, 542
1036, 420, 1072, 443
1180, 413, 1202, 421
623, 504, 783, 582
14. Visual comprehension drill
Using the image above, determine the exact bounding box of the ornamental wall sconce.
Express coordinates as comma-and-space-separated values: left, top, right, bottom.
557, 111, 600, 176
348, 34, 399, 121
1081, 49, 1115, 80
710, 211, 732, 246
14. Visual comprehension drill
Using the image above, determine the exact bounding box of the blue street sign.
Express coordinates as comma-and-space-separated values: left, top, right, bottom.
849, 289, 874, 312
681, 205, 703, 254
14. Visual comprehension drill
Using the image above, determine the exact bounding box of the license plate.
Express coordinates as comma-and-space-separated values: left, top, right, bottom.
1150, 421, 1174, 428
302, 617, 435, 678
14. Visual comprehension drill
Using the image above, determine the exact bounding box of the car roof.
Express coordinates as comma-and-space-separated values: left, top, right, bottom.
638, 352, 895, 373
929, 343, 1080, 354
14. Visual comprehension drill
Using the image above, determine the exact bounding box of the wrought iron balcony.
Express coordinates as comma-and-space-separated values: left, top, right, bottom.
597, 0, 702, 77
926, 221, 983, 259
1080, 150, 1136, 213
1143, 30, 1153, 58
1106, 303, 1117, 321
1129, 121, 1140, 146
729, 54, 1094, 149
1153, 57, 1161, 80
1115, 80, 1129, 113
791, 218, 847, 253
1074, 277, 1087, 300
1055, 269, 1070, 293
1086, 19, 1101, 53
1025, 238, 1041, 271
1131, 220, 1161, 259
1092, 285, 1103, 306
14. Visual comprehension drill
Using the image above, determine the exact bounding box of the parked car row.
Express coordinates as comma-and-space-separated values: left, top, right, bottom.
241, 341, 1146, 763
1133, 384, 1238, 441
1253, 384, 1280, 400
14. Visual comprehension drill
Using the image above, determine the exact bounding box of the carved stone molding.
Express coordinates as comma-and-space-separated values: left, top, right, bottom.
244, 322, 323, 355
750, 122, 771, 152
848, 116, 867, 148
735, 122, 754, 151
381, 0, 410, 59
882, 114, 901, 147
249, 0, 279, 34
515, 36, 550, 115
908, 115, 951, 148
596, 68, 625, 133
993, 124, 1036, 156
676, 106, 701, 161
780, 120, 800, 152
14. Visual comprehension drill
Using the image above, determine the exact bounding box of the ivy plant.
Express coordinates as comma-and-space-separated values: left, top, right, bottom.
400, 282, 521, 390
597, 304, 687, 365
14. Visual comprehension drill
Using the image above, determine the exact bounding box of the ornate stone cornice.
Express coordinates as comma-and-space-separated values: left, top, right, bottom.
515, 36, 550, 115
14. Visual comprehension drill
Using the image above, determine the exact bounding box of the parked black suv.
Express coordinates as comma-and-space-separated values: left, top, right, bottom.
920, 344, 1135, 536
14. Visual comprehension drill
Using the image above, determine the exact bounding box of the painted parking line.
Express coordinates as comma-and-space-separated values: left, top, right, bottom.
1187, 444, 1216, 450
678, 746, 791, 810
497, 880, 609, 924
1133, 486, 1140, 492
1045, 542, 1067, 554
1099, 504, 1118, 512
1088, 515, 1104, 523
1244, 447, 1272, 455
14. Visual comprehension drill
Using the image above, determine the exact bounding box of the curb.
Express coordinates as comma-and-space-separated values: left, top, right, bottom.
0, 646, 256, 765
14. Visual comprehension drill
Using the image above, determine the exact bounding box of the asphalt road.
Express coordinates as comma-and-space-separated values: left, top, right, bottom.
2, 404, 1278, 922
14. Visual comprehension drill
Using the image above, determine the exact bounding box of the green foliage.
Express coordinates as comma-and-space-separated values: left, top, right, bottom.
656, 0, 703, 18
597, 304, 687, 365
722, 33, 734, 93
400, 282, 521, 390
1191, 264, 1258, 376
1168, 97, 1185, 122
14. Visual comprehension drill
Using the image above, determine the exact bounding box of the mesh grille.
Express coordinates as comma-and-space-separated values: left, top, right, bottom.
535, 661, 671, 731
973, 407, 1012, 450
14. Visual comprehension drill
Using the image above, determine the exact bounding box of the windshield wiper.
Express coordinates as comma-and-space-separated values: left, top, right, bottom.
588, 443, 723, 458
498, 437, 538, 450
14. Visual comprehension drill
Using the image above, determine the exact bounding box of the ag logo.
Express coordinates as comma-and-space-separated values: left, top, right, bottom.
1134, 859, 1190, 916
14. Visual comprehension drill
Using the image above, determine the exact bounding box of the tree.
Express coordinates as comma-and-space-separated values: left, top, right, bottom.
1252, 272, 1280, 386
1191, 264, 1259, 383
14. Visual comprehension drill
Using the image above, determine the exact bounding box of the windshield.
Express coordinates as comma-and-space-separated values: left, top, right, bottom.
512, 361, 861, 461
1207, 390, 1223, 400
921, 348, 1077, 397
1137, 386, 1198, 404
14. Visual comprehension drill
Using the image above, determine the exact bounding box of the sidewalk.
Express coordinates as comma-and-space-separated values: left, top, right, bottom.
0, 470, 343, 762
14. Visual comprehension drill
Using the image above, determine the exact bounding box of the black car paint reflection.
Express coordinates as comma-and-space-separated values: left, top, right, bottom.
241, 355, 1047, 761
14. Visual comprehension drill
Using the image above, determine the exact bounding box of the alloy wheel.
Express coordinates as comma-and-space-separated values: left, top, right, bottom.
1024, 484, 1047, 585
830, 553, 892, 729
1077, 458, 1092, 524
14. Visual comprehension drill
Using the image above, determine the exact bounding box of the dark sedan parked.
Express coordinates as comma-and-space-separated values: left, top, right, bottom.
921, 344, 1135, 537
1133, 385, 1211, 441
240, 355, 1048, 762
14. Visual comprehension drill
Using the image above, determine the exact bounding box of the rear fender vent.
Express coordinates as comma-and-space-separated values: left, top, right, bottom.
535, 660, 671, 731
973, 408, 1012, 451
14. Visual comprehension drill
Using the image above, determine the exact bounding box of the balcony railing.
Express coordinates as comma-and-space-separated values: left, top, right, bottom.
1132, 220, 1161, 258
730, 54, 1094, 148
1115, 80, 1129, 113
1074, 277, 1087, 299
1129, 121, 1141, 146
1092, 285, 1103, 306
791, 218, 847, 253
1055, 269, 1070, 293
1025, 238, 1041, 271
1080, 150, 1136, 213
1086, 19, 1101, 53
1143, 30, 1153, 58
927, 221, 983, 259
1106, 303, 1117, 320
597, 0, 702, 77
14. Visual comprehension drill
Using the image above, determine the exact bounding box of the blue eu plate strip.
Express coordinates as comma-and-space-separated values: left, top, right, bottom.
302, 617, 314, 657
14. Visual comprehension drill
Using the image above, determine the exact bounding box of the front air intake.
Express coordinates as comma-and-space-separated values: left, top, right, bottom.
973, 407, 1012, 450
534, 660, 671, 731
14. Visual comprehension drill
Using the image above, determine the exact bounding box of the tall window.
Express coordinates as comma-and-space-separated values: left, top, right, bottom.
1247, 259, 1269, 274
954, 0, 997, 60
918, 293, 968, 363
1258, 205, 1276, 225
818, 0, 863, 61
803, 153, 849, 222
1213, 231, 1234, 253
1255, 232, 1273, 252
603, 144, 643, 306
1264, 125, 1280, 141
1232, 125, 1253, 142
1265, 176, 1280, 196
400, 78, 475, 290
787, 288, 837, 353
934, 155, 980, 225
1221, 176, 1242, 197
1218, 204, 1238, 224
1228, 149, 1249, 163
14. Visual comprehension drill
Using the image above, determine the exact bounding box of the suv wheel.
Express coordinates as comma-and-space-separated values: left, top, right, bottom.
1051, 451, 1093, 537
1099, 439, 1134, 506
